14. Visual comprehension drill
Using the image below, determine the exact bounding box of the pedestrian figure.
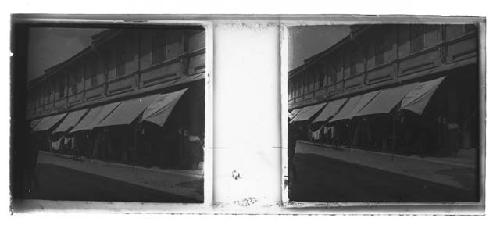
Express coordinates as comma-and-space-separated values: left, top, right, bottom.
177, 128, 189, 169
187, 134, 203, 170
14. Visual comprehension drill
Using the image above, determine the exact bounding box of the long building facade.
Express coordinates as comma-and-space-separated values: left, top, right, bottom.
289, 24, 480, 158
26, 27, 206, 170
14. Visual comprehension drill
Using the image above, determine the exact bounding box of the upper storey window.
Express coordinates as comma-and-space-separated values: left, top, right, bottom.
410, 24, 426, 53
349, 55, 357, 77
374, 35, 391, 66
348, 47, 363, 77
152, 32, 167, 65
102, 50, 111, 77
88, 61, 98, 87
70, 75, 78, 95
58, 80, 65, 99
116, 48, 126, 77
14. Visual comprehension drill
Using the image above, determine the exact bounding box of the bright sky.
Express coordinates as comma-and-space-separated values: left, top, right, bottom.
27, 27, 105, 81
288, 25, 350, 71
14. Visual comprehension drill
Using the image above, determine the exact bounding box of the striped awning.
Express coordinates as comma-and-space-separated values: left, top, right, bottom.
356, 83, 418, 117
401, 77, 445, 115
95, 94, 159, 128
52, 109, 89, 133
291, 102, 327, 123
30, 119, 42, 129
313, 98, 348, 123
331, 91, 379, 121
141, 88, 188, 126
33, 113, 67, 131
70, 102, 120, 133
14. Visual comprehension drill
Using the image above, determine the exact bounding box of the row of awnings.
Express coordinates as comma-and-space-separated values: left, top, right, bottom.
30, 88, 189, 134
290, 102, 327, 122
290, 77, 445, 124
32, 113, 67, 132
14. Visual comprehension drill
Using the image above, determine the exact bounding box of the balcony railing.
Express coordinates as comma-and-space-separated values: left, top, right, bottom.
107, 72, 138, 96
85, 83, 106, 101
288, 31, 478, 109
28, 48, 206, 119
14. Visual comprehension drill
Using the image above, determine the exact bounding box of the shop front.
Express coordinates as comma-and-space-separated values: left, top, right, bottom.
29, 81, 205, 170
290, 65, 480, 159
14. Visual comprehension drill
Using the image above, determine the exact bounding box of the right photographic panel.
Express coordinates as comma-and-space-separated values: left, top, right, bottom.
286, 23, 483, 203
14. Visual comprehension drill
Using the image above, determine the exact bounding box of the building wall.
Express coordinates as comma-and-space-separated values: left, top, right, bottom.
288, 24, 478, 110
27, 29, 205, 119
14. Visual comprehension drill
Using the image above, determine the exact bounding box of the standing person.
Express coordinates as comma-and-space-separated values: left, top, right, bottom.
329, 125, 336, 146
177, 127, 188, 169
187, 134, 203, 170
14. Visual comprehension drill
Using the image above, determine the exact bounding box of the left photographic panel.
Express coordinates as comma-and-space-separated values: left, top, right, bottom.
11, 18, 208, 206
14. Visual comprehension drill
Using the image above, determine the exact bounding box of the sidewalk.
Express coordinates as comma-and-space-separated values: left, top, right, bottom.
295, 141, 477, 191
37, 151, 203, 201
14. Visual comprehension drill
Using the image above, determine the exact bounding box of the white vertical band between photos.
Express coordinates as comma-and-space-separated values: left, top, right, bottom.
214, 22, 281, 205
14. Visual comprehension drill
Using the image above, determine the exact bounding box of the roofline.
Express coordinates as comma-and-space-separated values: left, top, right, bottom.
28, 27, 205, 85
288, 25, 371, 80
43, 29, 121, 78
28, 29, 120, 84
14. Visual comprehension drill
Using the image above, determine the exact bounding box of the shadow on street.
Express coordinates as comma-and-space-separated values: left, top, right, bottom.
24, 163, 201, 203
289, 154, 478, 202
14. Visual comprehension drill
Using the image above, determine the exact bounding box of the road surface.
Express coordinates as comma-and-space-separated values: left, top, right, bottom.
289, 153, 478, 202
23, 163, 201, 203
